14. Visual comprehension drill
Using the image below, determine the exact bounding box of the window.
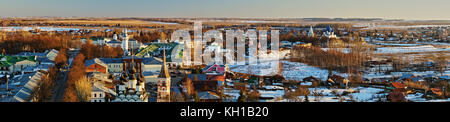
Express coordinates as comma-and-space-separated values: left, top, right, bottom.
100, 94, 102, 97
94, 93, 97, 98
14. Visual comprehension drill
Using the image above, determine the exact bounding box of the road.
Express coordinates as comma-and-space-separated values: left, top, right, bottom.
50, 57, 74, 102
50, 70, 69, 102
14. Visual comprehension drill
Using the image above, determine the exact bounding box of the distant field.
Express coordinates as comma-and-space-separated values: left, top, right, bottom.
45, 20, 151, 25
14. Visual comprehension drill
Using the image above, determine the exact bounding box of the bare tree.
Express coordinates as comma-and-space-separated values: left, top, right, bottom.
75, 76, 92, 102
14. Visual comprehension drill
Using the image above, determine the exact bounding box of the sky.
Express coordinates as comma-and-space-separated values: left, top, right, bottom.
0, 0, 449, 20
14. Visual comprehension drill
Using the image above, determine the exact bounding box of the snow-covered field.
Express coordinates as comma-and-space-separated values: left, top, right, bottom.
230, 60, 346, 81
360, 24, 450, 30
374, 45, 450, 54
305, 87, 386, 102
223, 86, 388, 102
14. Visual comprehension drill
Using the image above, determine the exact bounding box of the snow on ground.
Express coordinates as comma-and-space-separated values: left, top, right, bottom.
321, 48, 351, 53
300, 82, 312, 86
361, 24, 450, 30
223, 88, 240, 102
230, 60, 346, 81
364, 71, 449, 80
306, 87, 385, 102
406, 93, 427, 102
351, 87, 385, 102
263, 85, 284, 90
281, 61, 347, 81
373, 43, 423, 46
406, 93, 450, 102
374, 45, 450, 54
258, 90, 284, 99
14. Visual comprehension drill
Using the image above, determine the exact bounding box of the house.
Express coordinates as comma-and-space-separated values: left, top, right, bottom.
187, 74, 219, 92
106, 40, 122, 48
91, 85, 107, 102
91, 37, 111, 45
202, 62, 226, 74
391, 82, 407, 89
90, 82, 117, 102
328, 75, 349, 87
280, 41, 292, 48
88, 72, 112, 83
142, 57, 163, 83
85, 58, 108, 74
10, 71, 44, 102
197, 91, 221, 102
99, 58, 123, 74
128, 39, 145, 50
0, 55, 37, 74
16, 49, 58, 61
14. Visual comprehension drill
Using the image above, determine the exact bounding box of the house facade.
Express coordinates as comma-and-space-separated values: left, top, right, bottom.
0, 55, 37, 74
85, 58, 108, 74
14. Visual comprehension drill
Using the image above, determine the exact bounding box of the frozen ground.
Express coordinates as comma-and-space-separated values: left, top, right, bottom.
230, 60, 346, 81
406, 93, 450, 102
223, 85, 391, 102
374, 45, 450, 54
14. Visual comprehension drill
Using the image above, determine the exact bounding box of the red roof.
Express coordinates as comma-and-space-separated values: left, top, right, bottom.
431, 88, 443, 96
391, 82, 406, 89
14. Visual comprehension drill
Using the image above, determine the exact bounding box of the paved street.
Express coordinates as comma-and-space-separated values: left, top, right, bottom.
50, 70, 68, 102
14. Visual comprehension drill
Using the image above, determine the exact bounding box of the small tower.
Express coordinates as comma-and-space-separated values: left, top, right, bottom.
323, 25, 337, 39
113, 32, 118, 40
121, 29, 129, 56
157, 49, 171, 102
308, 26, 315, 37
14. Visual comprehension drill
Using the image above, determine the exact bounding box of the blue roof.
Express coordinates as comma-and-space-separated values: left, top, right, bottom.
143, 71, 159, 76
11, 72, 43, 102
16, 52, 46, 57
326, 25, 333, 32
197, 91, 220, 99
85, 58, 107, 67
107, 40, 122, 44
99, 58, 123, 64
37, 57, 54, 63
187, 74, 208, 81
440, 75, 449, 80
142, 57, 162, 65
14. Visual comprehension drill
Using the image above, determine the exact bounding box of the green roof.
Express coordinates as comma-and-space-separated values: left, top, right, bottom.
136, 43, 177, 57
0, 61, 12, 67
0, 56, 36, 67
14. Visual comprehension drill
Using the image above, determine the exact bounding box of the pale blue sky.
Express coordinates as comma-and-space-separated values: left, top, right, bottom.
0, 0, 449, 20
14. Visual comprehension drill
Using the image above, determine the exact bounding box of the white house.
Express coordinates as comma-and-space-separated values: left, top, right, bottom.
91, 85, 106, 102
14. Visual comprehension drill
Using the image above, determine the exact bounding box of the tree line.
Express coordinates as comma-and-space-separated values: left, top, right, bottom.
0, 31, 80, 54
63, 53, 86, 102
81, 39, 124, 60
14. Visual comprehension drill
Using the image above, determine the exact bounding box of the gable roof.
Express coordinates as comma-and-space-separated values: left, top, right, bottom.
198, 91, 220, 100
11, 72, 44, 102
0, 56, 36, 67
85, 58, 107, 68
202, 63, 225, 72
187, 74, 208, 81
99, 58, 123, 64
142, 57, 162, 65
